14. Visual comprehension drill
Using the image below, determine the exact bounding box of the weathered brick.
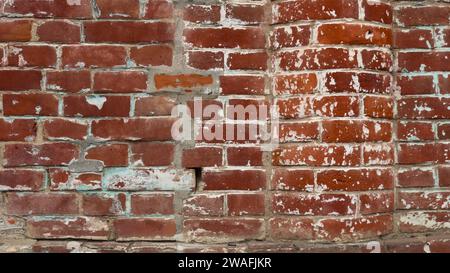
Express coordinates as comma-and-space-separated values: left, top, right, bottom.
27, 217, 110, 240
63, 95, 130, 117
114, 218, 176, 241
43, 118, 87, 140
3, 93, 58, 116
131, 142, 175, 166
202, 170, 266, 191
84, 21, 174, 43
85, 144, 129, 167
62, 45, 127, 68
131, 193, 174, 215
0, 170, 44, 191
0, 70, 42, 91
36, 20, 80, 43
0, 118, 37, 141
6, 193, 78, 215
4, 143, 79, 167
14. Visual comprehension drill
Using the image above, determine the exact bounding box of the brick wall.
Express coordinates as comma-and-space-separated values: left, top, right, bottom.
0, 0, 449, 253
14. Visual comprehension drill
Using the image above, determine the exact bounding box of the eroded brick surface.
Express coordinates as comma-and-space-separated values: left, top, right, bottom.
0, 0, 449, 253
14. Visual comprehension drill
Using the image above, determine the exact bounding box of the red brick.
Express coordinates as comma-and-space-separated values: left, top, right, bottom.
360, 49, 393, 71
0, 118, 36, 141
323, 72, 391, 94
46, 70, 91, 92
398, 98, 450, 119
183, 195, 224, 217
362, 0, 392, 24
184, 27, 265, 49
131, 193, 174, 215
317, 23, 392, 46
7, 45, 56, 68
271, 169, 314, 191
396, 6, 450, 26
2, 0, 92, 18
275, 73, 317, 95
397, 143, 436, 164
272, 193, 356, 216
322, 120, 392, 142
183, 5, 221, 24
187, 51, 224, 70
6, 193, 78, 215
398, 52, 450, 72
0, 70, 41, 91
27, 217, 110, 240
398, 191, 450, 210
316, 214, 393, 241
85, 144, 129, 167
114, 218, 176, 241
220, 75, 265, 95
364, 96, 394, 118
92, 118, 175, 141
182, 147, 223, 168
227, 52, 267, 71
226, 98, 269, 121
3, 93, 58, 116
225, 4, 265, 24
82, 193, 126, 216
49, 169, 101, 191
93, 71, 147, 93
313, 96, 360, 117
130, 45, 173, 67
398, 168, 435, 188
154, 74, 213, 90
84, 21, 174, 43
134, 96, 176, 116
0, 170, 44, 191
436, 28, 450, 48
279, 121, 319, 143
316, 169, 393, 191
4, 143, 79, 167
95, 0, 139, 19
227, 147, 262, 166
228, 193, 265, 216
278, 48, 358, 71
273, 0, 358, 24
144, 0, 174, 19
131, 142, 175, 166
439, 144, 450, 163
0, 20, 32, 41
269, 217, 314, 240
438, 123, 450, 140
439, 167, 450, 187
273, 144, 361, 166
396, 75, 435, 95
439, 74, 450, 94
202, 170, 266, 191
399, 212, 450, 233
183, 219, 264, 242
43, 118, 87, 140
270, 25, 311, 49
186, 99, 223, 120
394, 29, 433, 49
36, 20, 80, 43
360, 192, 394, 215
397, 121, 435, 141
63, 95, 130, 117
62, 45, 127, 68
362, 144, 394, 165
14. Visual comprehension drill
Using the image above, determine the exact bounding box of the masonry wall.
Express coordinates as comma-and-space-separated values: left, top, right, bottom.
0, 0, 449, 253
